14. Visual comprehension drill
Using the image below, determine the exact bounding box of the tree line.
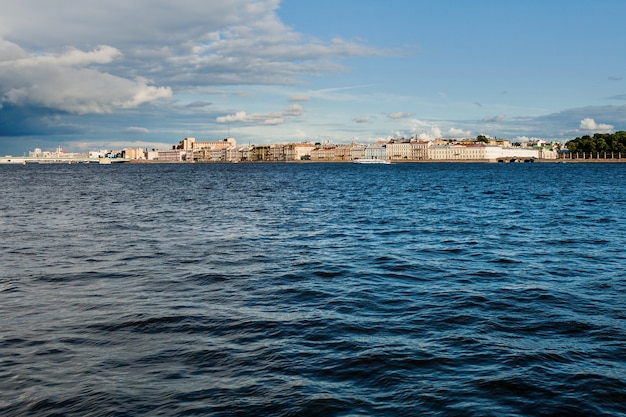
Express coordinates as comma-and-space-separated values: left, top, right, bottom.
566, 131, 626, 154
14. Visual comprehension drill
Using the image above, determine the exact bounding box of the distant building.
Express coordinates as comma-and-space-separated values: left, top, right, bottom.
225, 147, 241, 162
334, 144, 352, 161
429, 144, 484, 160
365, 144, 387, 160
110, 135, 559, 164
284, 142, 315, 161
29, 148, 43, 157
157, 149, 186, 161
252, 145, 271, 161
123, 148, 145, 160
176, 137, 236, 151
387, 141, 412, 160
310, 146, 336, 161
350, 144, 366, 160
428, 144, 543, 161
411, 141, 430, 160
495, 146, 541, 160
239, 146, 254, 161
269, 144, 286, 161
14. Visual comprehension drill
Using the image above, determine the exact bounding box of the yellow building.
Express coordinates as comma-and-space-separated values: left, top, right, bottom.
284, 142, 315, 161
334, 144, 352, 161
269, 144, 286, 161
123, 147, 145, 160
311, 146, 337, 161
157, 150, 186, 161
386, 142, 412, 160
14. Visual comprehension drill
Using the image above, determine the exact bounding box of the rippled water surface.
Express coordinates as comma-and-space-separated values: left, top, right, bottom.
1, 162, 625, 416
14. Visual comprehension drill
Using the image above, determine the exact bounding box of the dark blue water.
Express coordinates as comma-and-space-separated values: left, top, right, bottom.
1, 162, 625, 416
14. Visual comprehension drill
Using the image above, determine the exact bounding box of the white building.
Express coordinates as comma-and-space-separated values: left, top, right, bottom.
428, 144, 543, 161
428, 144, 478, 160
365, 144, 387, 160
225, 147, 241, 162
29, 148, 43, 157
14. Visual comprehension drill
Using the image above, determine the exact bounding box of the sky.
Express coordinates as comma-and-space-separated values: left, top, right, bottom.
1, 0, 626, 155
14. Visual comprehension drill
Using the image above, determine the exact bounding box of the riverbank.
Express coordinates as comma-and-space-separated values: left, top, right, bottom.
3, 157, 626, 164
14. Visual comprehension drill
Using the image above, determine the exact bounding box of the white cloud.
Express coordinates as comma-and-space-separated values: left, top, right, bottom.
388, 112, 413, 119
579, 117, 613, 132
410, 121, 442, 141
125, 126, 150, 134
0, 42, 172, 114
262, 117, 284, 125
0, 1, 387, 93
447, 127, 471, 137
512, 136, 545, 143
409, 119, 431, 128
428, 126, 442, 139
0, 1, 262, 48
0, 39, 27, 61
293, 129, 307, 138
216, 111, 251, 123
216, 103, 303, 125
407, 119, 470, 140
353, 116, 371, 123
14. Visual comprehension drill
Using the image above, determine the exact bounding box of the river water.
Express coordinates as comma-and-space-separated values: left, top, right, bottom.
1, 162, 625, 416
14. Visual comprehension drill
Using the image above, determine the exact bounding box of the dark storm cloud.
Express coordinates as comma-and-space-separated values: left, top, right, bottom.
0, 105, 83, 137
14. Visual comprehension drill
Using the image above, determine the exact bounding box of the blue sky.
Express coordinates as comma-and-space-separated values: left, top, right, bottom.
1, 0, 625, 155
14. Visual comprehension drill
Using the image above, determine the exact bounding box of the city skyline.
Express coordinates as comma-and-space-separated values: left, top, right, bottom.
2, 0, 626, 155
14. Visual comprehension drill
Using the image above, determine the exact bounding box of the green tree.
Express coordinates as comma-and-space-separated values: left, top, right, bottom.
565, 131, 626, 154
565, 140, 579, 152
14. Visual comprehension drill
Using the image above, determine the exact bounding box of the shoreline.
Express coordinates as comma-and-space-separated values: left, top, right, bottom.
2, 157, 626, 165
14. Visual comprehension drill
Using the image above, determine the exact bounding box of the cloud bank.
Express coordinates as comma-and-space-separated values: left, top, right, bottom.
0, 0, 382, 89
0, 0, 384, 150
216, 104, 303, 125
0, 40, 172, 114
